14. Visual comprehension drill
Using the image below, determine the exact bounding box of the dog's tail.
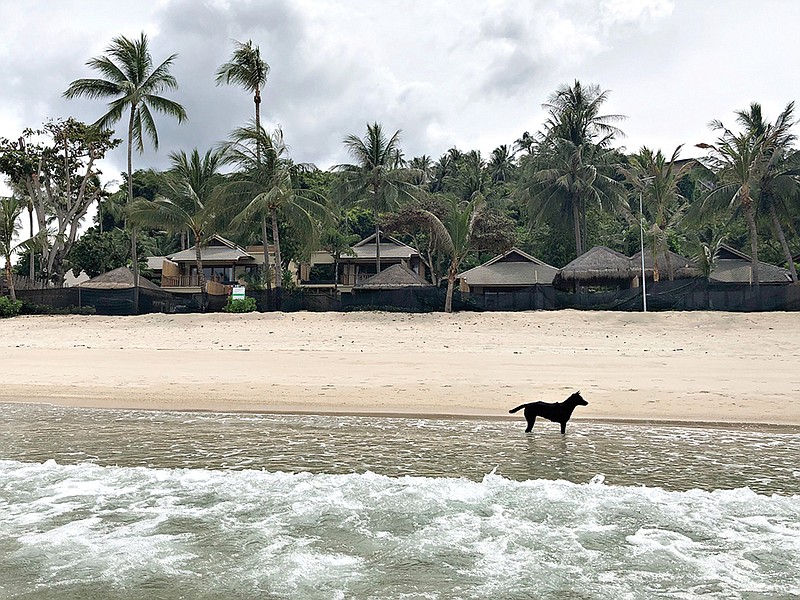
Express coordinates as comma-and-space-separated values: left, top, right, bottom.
508, 404, 528, 414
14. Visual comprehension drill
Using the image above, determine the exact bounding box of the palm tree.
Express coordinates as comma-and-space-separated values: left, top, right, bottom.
519, 138, 623, 258
63, 32, 187, 311
128, 149, 223, 310
221, 124, 328, 298
0, 196, 25, 302
335, 122, 420, 273
488, 144, 516, 183
415, 194, 485, 313
698, 126, 766, 287
619, 146, 691, 281
734, 102, 799, 281
518, 80, 625, 257
216, 40, 270, 131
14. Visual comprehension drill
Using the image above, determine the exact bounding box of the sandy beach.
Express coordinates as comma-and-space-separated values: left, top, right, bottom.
1, 310, 798, 426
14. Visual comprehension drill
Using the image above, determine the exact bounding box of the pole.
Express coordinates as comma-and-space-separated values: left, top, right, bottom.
639, 190, 647, 312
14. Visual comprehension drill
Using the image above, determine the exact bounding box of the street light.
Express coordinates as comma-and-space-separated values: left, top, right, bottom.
639, 176, 655, 313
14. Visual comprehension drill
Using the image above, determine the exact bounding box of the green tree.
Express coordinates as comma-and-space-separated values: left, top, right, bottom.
221, 124, 328, 298
619, 146, 691, 281
0, 196, 26, 302
215, 40, 270, 132
335, 122, 421, 273
129, 149, 223, 309
65, 227, 132, 278
519, 80, 625, 258
64, 32, 187, 309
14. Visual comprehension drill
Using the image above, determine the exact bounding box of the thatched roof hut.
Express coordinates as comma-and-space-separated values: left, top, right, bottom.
554, 246, 635, 289
458, 247, 558, 289
354, 264, 433, 290
630, 250, 701, 280
78, 267, 162, 290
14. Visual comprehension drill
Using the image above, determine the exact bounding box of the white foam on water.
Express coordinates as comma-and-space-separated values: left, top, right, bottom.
1, 459, 800, 599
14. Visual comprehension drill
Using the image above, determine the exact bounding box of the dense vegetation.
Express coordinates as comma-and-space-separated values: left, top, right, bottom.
2, 33, 799, 311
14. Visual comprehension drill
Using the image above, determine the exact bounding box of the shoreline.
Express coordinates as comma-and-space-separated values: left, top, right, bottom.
5, 399, 800, 434
2, 310, 799, 428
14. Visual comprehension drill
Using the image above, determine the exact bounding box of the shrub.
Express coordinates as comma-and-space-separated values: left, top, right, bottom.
19, 302, 96, 316
0, 296, 23, 318
223, 296, 257, 313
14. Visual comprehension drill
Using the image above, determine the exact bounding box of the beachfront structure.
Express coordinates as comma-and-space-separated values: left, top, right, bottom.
553, 246, 637, 291
709, 244, 793, 284
78, 266, 173, 314
458, 248, 557, 294
149, 234, 273, 296
629, 250, 701, 282
298, 232, 427, 292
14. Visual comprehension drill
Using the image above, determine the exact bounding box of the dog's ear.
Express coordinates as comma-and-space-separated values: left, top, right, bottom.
576, 390, 580, 394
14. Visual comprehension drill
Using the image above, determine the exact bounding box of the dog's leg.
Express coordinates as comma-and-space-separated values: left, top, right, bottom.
525, 415, 536, 433
560, 421, 567, 434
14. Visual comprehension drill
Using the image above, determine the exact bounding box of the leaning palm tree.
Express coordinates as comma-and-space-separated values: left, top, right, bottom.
416, 194, 485, 313
63, 32, 187, 311
220, 123, 328, 298
0, 196, 25, 302
334, 122, 420, 273
216, 40, 270, 131
128, 148, 223, 310
619, 146, 691, 281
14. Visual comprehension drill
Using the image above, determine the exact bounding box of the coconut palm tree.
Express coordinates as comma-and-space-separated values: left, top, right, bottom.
63, 32, 187, 310
519, 138, 623, 258
220, 123, 328, 299
415, 194, 485, 313
734, 102, 799, 281
216, 40, 270, 131
619, 146, 691, 281
518, 80, 625, 257
335, 122, 420, 273
0, 196, 25, 302
128, 148, 223, 310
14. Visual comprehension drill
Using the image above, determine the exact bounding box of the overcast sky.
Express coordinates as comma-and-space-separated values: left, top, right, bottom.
2, 0, 800, 190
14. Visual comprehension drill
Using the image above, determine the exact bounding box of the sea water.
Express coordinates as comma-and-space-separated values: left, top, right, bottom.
1, 403, 798, 599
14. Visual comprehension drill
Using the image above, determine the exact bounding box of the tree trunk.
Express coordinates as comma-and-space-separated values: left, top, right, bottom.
769, 203, 798, 282
127, 107, 140, 313
444, 264, 457, 313
270, 208, 283, 311
195, 235, 207, 312
5, 254, 15, 302
28, 206, 34, 280
571, 198, 582, 258
742, 195, 760, 288
374, 217, 381, 274
334, 255, 339, 291
254, 88, 261, 163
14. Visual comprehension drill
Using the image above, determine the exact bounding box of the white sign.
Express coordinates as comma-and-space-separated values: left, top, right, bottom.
232, 285, 246, 300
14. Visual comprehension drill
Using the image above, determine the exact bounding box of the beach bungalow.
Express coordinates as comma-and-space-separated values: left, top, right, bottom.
298, 232, 427, 292
78, 266, 173, 314
709, 244, 793, 284
149, 235, 271, 296
458, 247, 557, 294
629, 250, 701, 283
553, 246, 636, 291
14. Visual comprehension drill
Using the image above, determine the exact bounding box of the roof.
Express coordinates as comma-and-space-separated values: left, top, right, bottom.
556, 246, 635, 282
168, 235, 255, 264
458, 247, 557, 286
146, 256, 176, 271
707, 244, 792, 283
629, 250, 701, 279
79, 267, 162, 290
354, 263, 434, 290
350, 232, 420, 260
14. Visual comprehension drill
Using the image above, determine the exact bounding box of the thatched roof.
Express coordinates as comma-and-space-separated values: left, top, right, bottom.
354, 264, 434, 290
458, 247, 557, 286
79, 267, 162, 290
630, 250, 701, 280
555, 246, 635, 284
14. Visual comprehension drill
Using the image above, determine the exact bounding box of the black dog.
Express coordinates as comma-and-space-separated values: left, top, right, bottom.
509, 391, 588, 433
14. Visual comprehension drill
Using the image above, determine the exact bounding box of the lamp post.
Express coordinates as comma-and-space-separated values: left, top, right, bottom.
639, 189, 647, 312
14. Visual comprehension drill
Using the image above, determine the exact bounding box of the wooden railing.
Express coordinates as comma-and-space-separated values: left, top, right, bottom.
161, 275, 200, 288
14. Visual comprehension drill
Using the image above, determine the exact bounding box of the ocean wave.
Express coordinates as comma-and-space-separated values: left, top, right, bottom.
2, 459, 799, 599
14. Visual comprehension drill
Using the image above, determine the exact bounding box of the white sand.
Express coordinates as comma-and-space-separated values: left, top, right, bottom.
1, 310, 798, 425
